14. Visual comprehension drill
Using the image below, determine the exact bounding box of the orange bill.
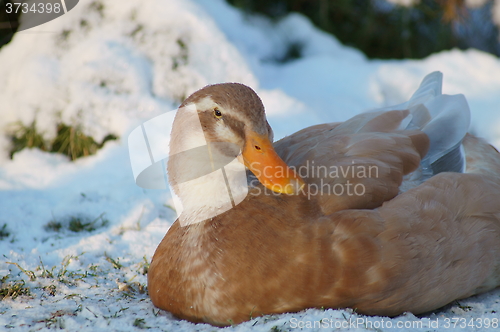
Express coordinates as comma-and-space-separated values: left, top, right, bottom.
241, 132, 305, 194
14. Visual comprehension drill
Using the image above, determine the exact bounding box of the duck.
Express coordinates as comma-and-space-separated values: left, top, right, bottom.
147, 72, 500, 326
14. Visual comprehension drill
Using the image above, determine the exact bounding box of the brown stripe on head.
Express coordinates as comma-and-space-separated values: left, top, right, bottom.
181, 83, 270, 138
197, 108, 246, 144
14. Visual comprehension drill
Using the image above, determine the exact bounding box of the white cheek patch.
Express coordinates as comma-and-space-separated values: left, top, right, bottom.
213, 122, 243, 146
127, 103, 248, 226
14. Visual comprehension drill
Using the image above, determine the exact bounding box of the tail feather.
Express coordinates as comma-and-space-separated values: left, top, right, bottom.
429, 143, 465, 174
381, 71, 470, 177
339, 72, 470, 180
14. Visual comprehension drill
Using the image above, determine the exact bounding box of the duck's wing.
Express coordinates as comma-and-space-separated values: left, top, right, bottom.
274, 71, 471, 214
274, 110, 429, 214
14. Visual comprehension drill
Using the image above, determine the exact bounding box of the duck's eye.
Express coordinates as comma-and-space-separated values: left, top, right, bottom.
213, 108, 222, 119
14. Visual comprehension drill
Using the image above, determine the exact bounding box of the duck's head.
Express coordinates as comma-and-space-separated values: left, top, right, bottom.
170, 83, 305, 195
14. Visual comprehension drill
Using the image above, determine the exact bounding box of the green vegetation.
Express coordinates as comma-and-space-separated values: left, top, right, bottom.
51, 123, 117, 161
37, 254, 97, 285
44, 213, 109, 234
455, 300, 473, 311
0, 278, 31, 300
0, 223, 10, 240
8, 121, 118, 161
171, 37, 190, 103
138, 256, 150, 275
133, 318, 149, 329
8, 121, 48, 158
44, 221, 63, 233
105, 253, 123, 270
172, 38, 189, 70
228, 0, 500, 60
7, 261, 36, 281
42, 284, 57, 296
89, 0, 105, 18
37, 310, 75, 329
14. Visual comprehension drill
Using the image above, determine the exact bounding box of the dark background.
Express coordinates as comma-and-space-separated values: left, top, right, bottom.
1, 0, 499, 59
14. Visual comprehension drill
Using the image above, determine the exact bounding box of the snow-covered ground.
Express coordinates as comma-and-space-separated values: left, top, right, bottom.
1, 0, 500, 331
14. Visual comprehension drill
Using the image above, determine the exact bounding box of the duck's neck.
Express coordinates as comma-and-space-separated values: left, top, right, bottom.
167, 108, 248, 226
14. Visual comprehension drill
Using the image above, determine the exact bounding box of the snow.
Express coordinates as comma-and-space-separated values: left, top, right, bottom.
1, 0, 500, 331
